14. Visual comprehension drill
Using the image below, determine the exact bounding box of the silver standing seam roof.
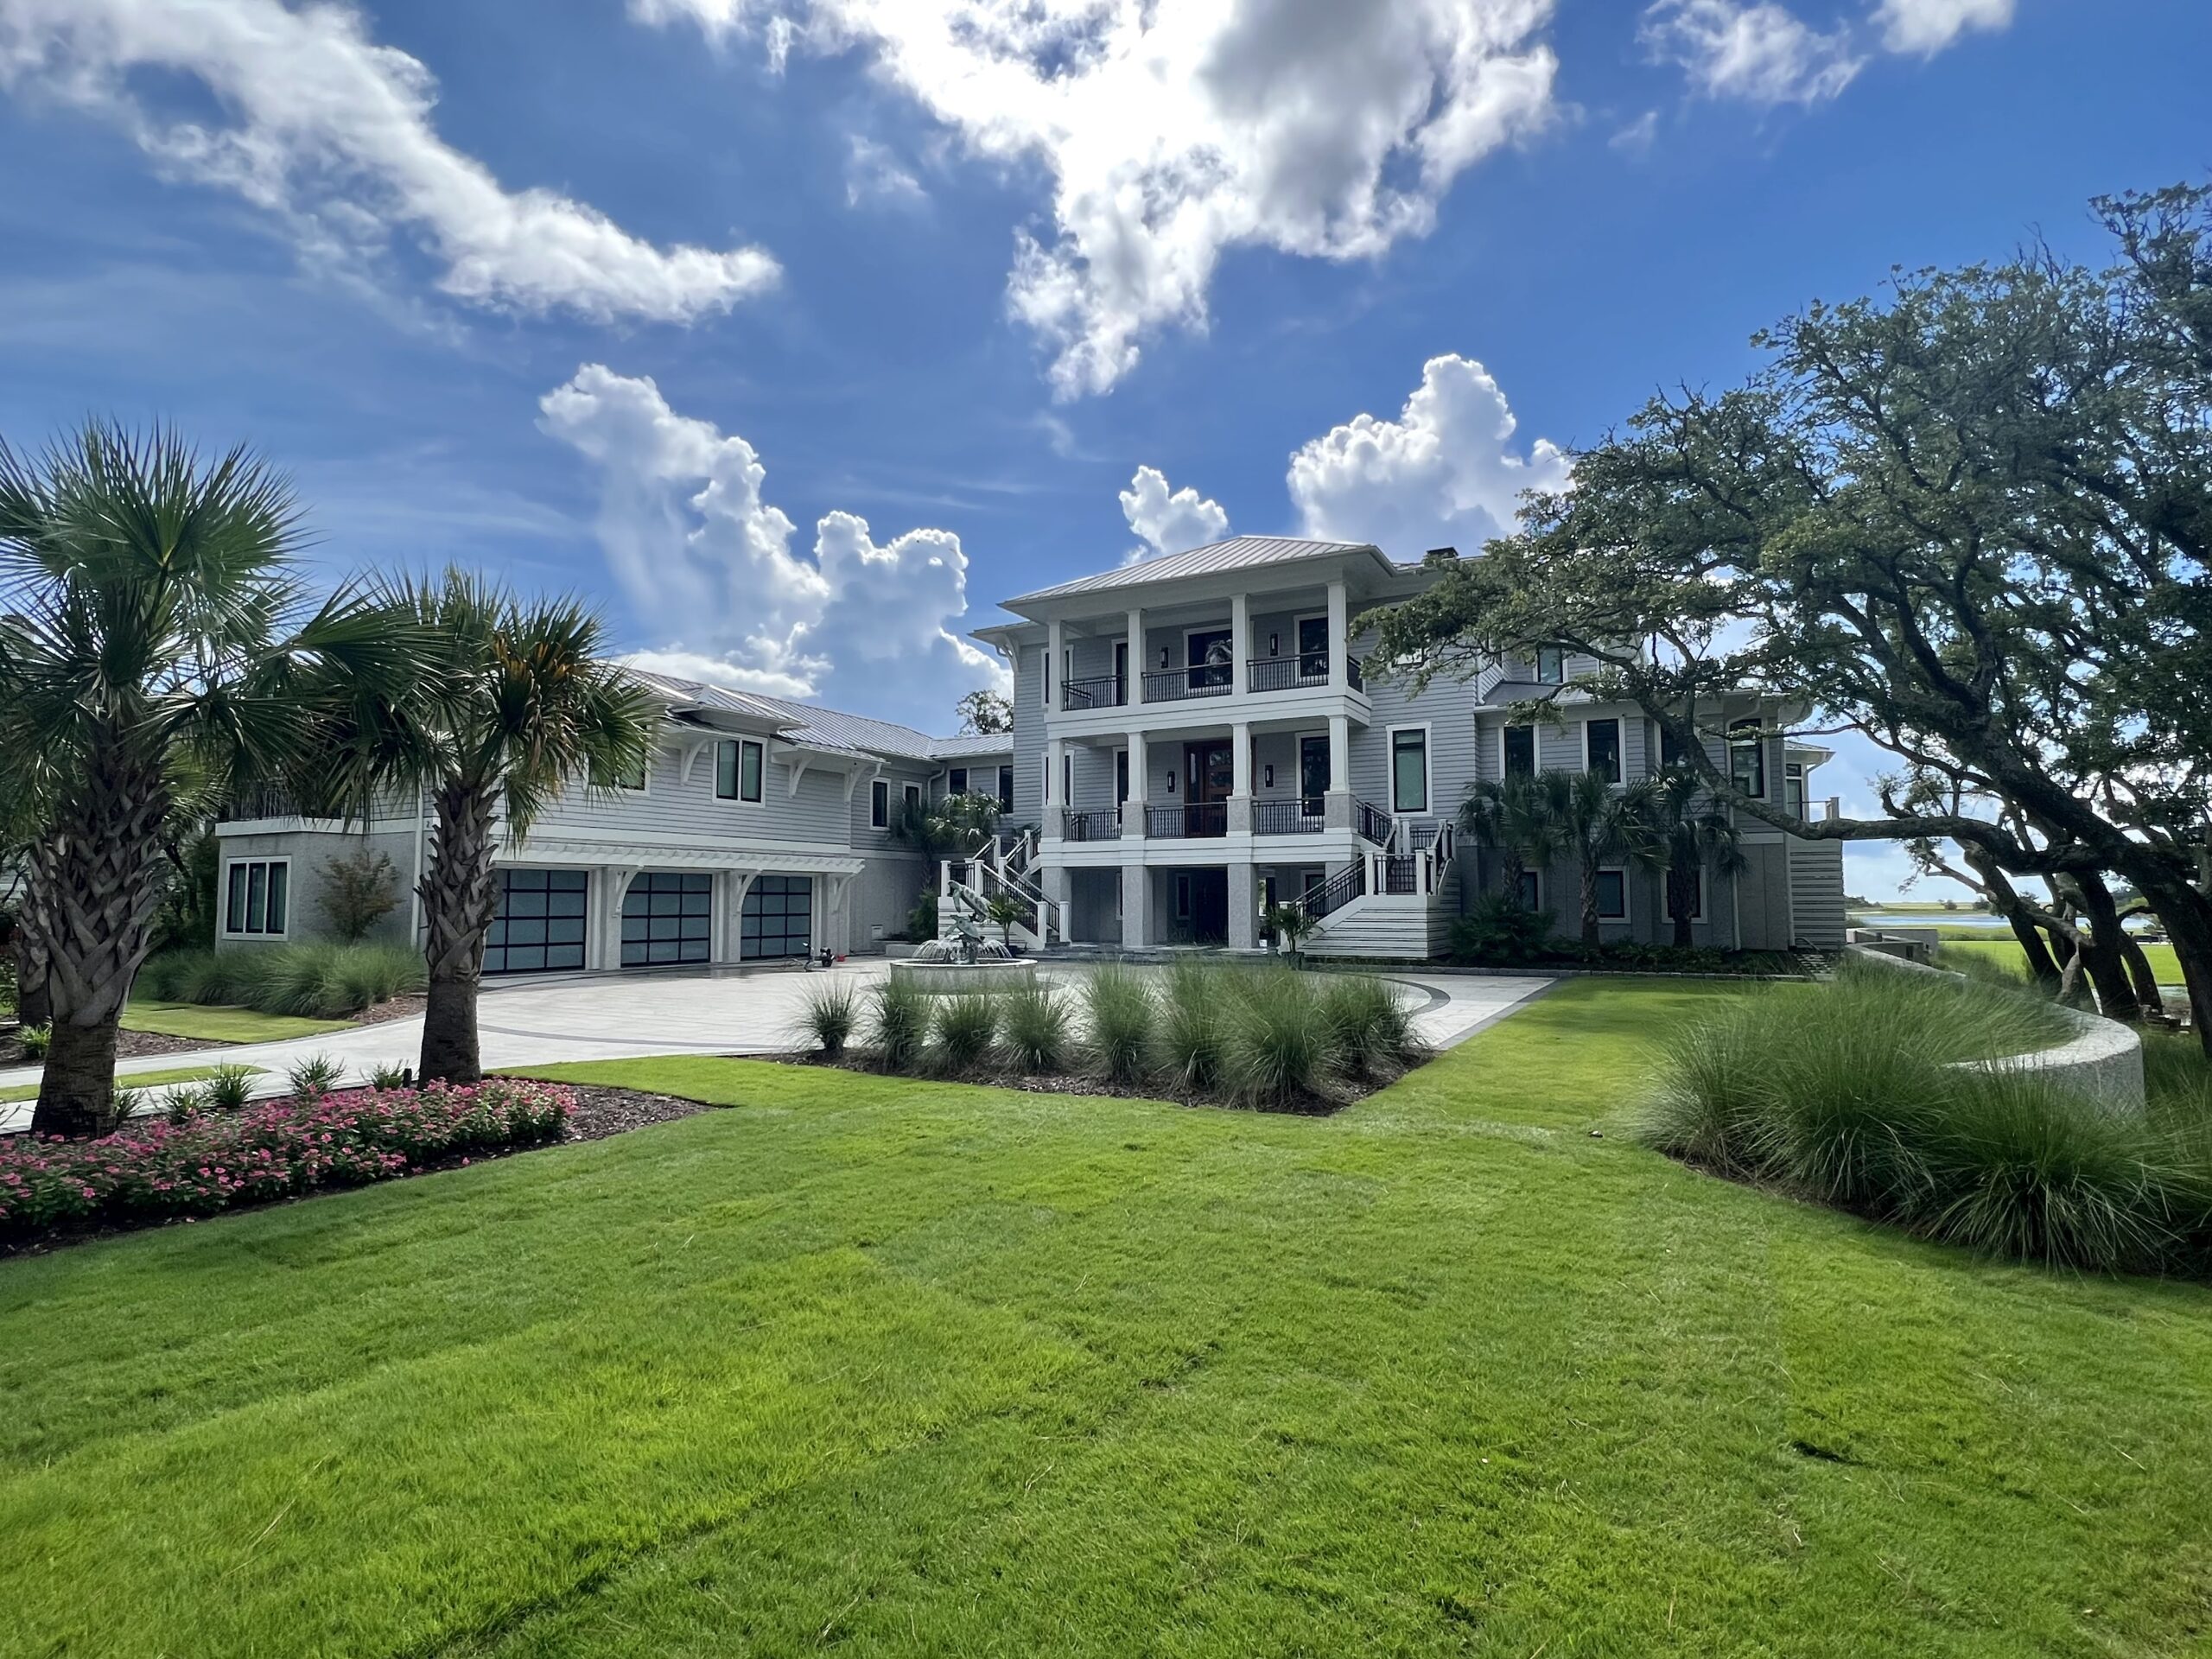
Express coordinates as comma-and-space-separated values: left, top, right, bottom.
1003, 535, 1387, 606
623, 665, 1007, 767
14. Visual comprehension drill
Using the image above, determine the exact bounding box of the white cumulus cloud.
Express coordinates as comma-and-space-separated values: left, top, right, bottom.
539, 365, 1004, 717
1287, 354, 1568, 560
1872, 0, 2012, 55
638, 0, 1560, 398
1119, 466, 1229, 565
1642, 0, 1863, 105
0, 0, 778, 323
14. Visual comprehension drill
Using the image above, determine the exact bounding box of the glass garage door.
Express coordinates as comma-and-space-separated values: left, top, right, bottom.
485, 868, 588, 975
741, 874, 813, 961
622, 871, 713, 967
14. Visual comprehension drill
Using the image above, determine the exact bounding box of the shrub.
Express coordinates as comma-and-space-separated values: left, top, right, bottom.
1448, 893, 1554, 965
931, 993, 1000, 1075
287, 1054, 345, 1100
0, 1078, 574, 1242
1319, 974, 1421, 1082
315, 849, 401, 944
1153, 957, 1229, 1091
1084, 963, 1153, 1087
200, 1065, 254, 1112
906, 893, 939, 944
162, 1084, 205, 1126
868, 976, 931, 1073
368, 1062, 413, 1093
1000, 980, 1071, 1074
798, 979, 861, 1057
1221, 969, 1343, 1110
16, 1023, 51, 1061
135, 943, 424, 1019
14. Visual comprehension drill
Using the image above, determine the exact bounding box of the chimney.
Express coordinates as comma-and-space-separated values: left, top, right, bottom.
1424, 545, 1459, 563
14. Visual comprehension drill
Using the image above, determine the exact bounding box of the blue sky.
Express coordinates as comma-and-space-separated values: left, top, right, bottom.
2, 0, 2206, 901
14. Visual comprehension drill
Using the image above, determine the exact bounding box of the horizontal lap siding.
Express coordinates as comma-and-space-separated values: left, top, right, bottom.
534, 739, 854, 846
1011, 645, 1046, 828
1355, 640, 1478, 824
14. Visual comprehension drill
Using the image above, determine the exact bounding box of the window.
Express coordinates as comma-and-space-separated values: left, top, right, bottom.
1390, 728, 1428, 813
592, 753, 647, 791
1296, 615, 1330, 679
1729, 719, 1766, 798
1041, 753, 1051, 804
1187, 626, 1233, 689
1586, 717, 1621, 784
1785, 761, 1806, 819
871, 778, 889, 829
1116, 749, 1129, 804
1516, 868, 1542, 912
1300, 734, 1329, 812
1502, 724, 1535, 777
1062, 752, 1073, 806
949, 766, 969, 796
1660, 722, 1692, 771
1595, 868, 1628, 922
1042, 645, 1051, 707
715, 739, 764, 803
998, 764, 1014, 813
224, 859, 289, 937
1535, 647, 1566, 684
904, 782, 922, 812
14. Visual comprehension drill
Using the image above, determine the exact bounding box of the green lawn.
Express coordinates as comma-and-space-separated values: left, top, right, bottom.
121, 998, 353, 1044
2, 980, 2209, 1656
0, 1064, 261, 1104
1938, 936, 2185, 988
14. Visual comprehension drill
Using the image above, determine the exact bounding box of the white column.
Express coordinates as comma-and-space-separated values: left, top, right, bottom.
1231, 721, 1251, 798
1124, 728, 1149, 838
1329, 714, 1349, 792
1228, 861, 1258, 950
1122, 864, 1150, 948
1230, 591, 1251, 696
1046, 735, 1065, 822
1326, 579, 1348, 690
1046, 617, 1065, 710
1126, 606, 1145, 703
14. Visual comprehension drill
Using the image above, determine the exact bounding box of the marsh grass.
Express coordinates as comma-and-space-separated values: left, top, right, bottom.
138, 944, 425, 1019
999, 980, 1072, 1074
797, 980, 860, 1058
1084, 964, 1154, 1087
868, 976, 931, 1073
1153, 958, 1229, 1091
931, 994, 1000, 1075
1220, 968, 1344, 1111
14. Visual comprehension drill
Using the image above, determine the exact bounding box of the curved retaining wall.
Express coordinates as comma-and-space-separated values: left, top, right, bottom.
1845, 945, 2145, 1111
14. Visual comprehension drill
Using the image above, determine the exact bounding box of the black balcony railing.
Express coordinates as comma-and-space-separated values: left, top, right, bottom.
220, 785, 307, 823
1383, 856, 1419, 895
1347, 656, 1364, 690
1354, 798, 1393, 846
1246, 654, 1330, 694
1140, 665, 1233, 703
1147, 801, 1227, 838
1062, 808, 1122, 842
1061, 674, 1126, 710
1299, 860, 1366, 919
1252, 798, 1325, 836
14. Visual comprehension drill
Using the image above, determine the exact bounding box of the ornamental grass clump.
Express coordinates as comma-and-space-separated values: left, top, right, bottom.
1318, 974, 1423, 1083
1153, 957, 1229, 1091
798, 979, 860, 1058
0, 1078, 574, 1243
16, 1024, 51, 1061
1084, 963, 1154, 1087
868, 976, 930, 1073
931, 993, 1000, 1076
286, 1054, 345, 1101
1643, 965, 2212, 1274
999, 980, 1072, 1074
137, 944, 426, 1019
203, 1065, 256, 1112
1220, 968, 1344, 1111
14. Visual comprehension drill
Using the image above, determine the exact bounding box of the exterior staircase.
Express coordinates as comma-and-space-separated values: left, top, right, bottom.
938, 830, 1067, 951
1294, 817, 1459, 961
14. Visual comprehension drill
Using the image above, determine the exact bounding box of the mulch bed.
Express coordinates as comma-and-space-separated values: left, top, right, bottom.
772, 1049, 1408, 1116
558, 1083, 728, 1141
353, 994, 427, 1027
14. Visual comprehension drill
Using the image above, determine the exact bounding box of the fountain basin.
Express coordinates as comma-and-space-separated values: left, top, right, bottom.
887, 957, 1040, 994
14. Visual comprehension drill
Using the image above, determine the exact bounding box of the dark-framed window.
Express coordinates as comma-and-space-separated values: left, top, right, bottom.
1586, 717, 1621, 784
1535, 647, 1566, 684
1062, 752, 1073, 805
949, 766, 969, 795
1187, 627, 1233, 689
1660, 722, 1692, 771
904, 782, 922, 811
592, 753, 648, 791
998, 764, 1014, 813
1296, 614, 1330, 679
224, 859, 289, 937
1595, 868, 1628, 921
1729, 719, 1767, 798
715, 739, 764, 803
1503, 724, 1535, 777
1390, 728, 1428, 813
1516, 868, 1542, 912
871, 778, 889, 829
1116, 749, 1129, 804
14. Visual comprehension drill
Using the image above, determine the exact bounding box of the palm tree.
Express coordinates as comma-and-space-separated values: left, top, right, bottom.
1647, 767, 1747, 947
1465, 769, 1662, 948
1263, 900, 1317, 969
342, 570, 658, 1086
0, 423, 421, 1135
1458, 772, 1562, 909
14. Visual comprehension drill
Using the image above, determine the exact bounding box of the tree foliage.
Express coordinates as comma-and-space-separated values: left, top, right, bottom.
954, 689, 1013, 736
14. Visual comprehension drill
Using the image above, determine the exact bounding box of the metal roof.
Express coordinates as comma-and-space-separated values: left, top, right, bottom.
928, 733, 1015, 760
1003, 535, 1384, 606
622, 666, 950, 766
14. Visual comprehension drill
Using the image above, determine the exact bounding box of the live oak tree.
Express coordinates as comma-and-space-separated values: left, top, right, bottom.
0, 424, 419, 1135
1372, 182, 2212, 1049
954, 689, 1013, 736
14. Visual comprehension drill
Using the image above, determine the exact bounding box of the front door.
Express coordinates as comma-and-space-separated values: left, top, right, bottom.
1184, 740, 1232, 836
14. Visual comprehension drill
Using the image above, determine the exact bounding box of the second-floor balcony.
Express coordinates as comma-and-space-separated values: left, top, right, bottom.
1147, 801, 1227, 839
1060, 653, 1365, 711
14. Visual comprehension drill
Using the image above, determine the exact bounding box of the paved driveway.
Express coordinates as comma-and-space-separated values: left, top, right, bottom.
0, 963, 1552, 1131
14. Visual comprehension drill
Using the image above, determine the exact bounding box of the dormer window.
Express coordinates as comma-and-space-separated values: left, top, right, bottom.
1535, 647, 1566, 684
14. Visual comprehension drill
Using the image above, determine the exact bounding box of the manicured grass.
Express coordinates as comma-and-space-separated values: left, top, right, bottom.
2, 980, 2209, 1656
0, 1065, 264, 1104
121, 998, 353, 1044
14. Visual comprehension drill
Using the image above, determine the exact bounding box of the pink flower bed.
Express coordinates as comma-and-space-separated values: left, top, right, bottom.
0, 1079, 574, 1242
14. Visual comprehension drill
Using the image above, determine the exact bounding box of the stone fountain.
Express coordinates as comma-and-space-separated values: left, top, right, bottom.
888, 887, 1039, 992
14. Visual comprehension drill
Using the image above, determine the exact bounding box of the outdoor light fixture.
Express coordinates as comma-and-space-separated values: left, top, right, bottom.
1263, 765, 1274, 786
1166, 772, 1175, 793
1160, 646, 1171, 667
1269, 632, 1279, 656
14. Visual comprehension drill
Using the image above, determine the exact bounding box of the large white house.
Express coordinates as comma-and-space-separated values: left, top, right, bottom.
216, 537, 1844, 969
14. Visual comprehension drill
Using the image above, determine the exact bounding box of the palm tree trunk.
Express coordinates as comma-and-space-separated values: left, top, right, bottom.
26, 758, 171, 1137
1668, 864, 1695, 949
33, 1018, 120, 1137
12, 926, 50, 1027
1580, 859, 1600, 948
417, 781, 499, 1085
